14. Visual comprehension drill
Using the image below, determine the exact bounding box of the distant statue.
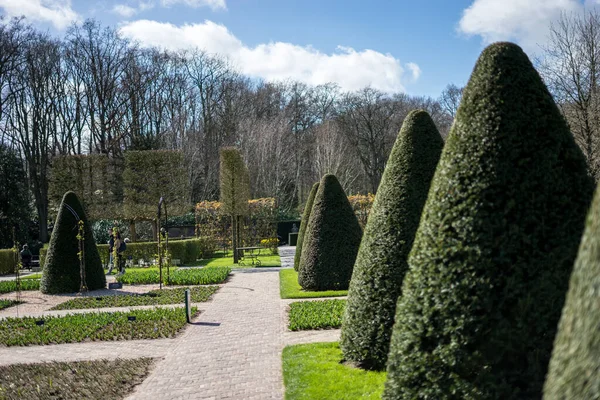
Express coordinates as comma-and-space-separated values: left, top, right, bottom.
291, 223, 299, 233
20, 244, 32, 270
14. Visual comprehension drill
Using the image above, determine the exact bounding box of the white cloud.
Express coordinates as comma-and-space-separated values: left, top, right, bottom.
458, 0, 586, 52
405, 62, 421, 81
119, 20, 416, 92
113, 5, 137, 18
160, 0, 226, 11
0, 0, 79, 29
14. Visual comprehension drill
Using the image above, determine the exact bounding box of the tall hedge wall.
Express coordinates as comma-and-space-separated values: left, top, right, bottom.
0, 249, 17, 275
383, 42, 595, 400
40, 237, 214, 267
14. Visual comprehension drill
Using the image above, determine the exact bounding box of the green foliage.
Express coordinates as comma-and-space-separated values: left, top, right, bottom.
0, 358, 154, 400
283, 342, 386, 400
123, 150, 189, 221
543, 186, 600, 399
0, 279, 40, 294
288, 300, 346, 331
383, 42, 595, 400
0, 143, 31, 248
49, 154, 124, 220
294, 182, 319, 271
115, 266, 230, 285
51, 286, 218, 310
298, 174, 362, 291
219, 147, 250, 217
41, 192, 106, 294
0, 299, 21, 310
280, 269, 348, 299
0, 307, 197, 346
341, 110, 443, 371
0, 249, 17, 275
42, 237, 214, 267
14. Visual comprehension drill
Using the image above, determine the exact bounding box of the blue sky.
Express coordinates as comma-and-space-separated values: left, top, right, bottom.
1, 0, 599, 97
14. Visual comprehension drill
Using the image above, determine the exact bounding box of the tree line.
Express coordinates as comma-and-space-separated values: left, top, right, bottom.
2, 10, 598, 246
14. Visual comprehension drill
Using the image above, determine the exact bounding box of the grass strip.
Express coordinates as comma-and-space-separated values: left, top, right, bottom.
0, 299, 21, 311
288, 300, 346, 331
0, 307, 197, 346
280, 269, 348, 299
116, 267, 230, 285
200, 253, 281, 268
0, 358, 154, 399
51, 286, 218, 310
0, 279, 40, 294
283, 342, 386, 400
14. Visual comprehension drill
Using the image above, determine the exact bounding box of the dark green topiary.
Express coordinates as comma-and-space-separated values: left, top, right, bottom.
41, 191, 106, 294
298, 174, 362, 291
543, 185, 600, 399
294, 182, 319, 271
341, 110, 443, 371
383, 42, 595, 400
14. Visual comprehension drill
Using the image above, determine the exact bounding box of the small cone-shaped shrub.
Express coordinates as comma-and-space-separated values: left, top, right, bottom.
543, 185, 600, 399
341, 110, 443, 371
298, 174, 362, 290
383, 42, 594, 400
294, 182, 319, 271
41, 191, 106, 294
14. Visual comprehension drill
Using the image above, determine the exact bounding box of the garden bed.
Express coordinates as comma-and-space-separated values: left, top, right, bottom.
116, 267, 231, 285
288, 300, 346, 331
51, 286, 218, 310
283, 342, 385, 399
0, 279, 40, 294
0, 299, 21, 311
280, 269, 348, 299
0, 307, 197, 346
0, 358, 154, 399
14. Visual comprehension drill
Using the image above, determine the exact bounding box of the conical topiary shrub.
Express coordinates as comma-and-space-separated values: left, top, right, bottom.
41, 191, 106, 294
294, 182, 319, 271
298, 174, 362, 291
341, 110, 443, 371
543, 185, 600, 399
383, 42, 595, 400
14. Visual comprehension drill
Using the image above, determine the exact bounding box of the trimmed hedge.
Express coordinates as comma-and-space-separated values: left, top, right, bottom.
294, 182, 319, 271
383, 42, 595, 400
40, 237, 214, 267
41, 192, 106, 294
341, 110, 443, 371
0, 249, 17, 275
543, 186, 600, 399
298, 174, 362, 291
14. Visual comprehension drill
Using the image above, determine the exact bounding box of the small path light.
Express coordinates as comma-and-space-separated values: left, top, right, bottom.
184, 289, 191, 323
128, 315, 136, 339
35, 319, 45, 326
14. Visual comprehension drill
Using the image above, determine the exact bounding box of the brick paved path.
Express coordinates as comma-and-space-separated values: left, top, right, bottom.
0, 246, 342, 399
128, 269, 285, 400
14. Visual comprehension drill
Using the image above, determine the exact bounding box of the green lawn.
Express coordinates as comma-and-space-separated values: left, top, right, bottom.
199, 251, 281, 268
288, 300, 346, 331
280, 269, 348, 299
0, 307, 197, 346
51, 286, 218, 310
0, 358, 154, 399
283, 342, 386, 399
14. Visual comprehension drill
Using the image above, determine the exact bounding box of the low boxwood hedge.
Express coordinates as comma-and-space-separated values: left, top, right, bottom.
40, 237, 216, 267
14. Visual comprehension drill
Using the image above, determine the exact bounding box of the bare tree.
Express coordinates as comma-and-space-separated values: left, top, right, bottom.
538, 10, 600, 179
439, 83, 463, 119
